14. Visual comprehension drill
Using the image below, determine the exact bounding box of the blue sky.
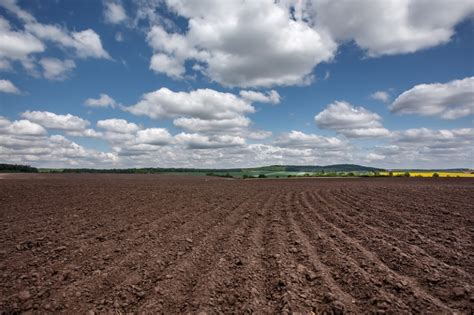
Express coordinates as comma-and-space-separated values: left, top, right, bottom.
0, 0, 473, 169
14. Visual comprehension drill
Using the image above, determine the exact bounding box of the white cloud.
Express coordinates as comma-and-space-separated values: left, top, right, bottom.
370, 91, 390, 103
145, 1, 336, 87
172, 116, 270, 140
84, 93, 117, 108
66, 128, 103, 138
2, 119, 47, 136
0, 131, 118, 168
175, 132, 245, 149
0, 16, 44, 67
0, 79, 20, 94
394, 128, 473, 147
315, 101, 391, 138
274, 130, 346, 149
390, 77, 474, 119
239, 90, 280, 104
26, 24, 111, 59
21, 111, 89, 131
173, 116, 250, 133
0, 1, 110, 75
150, 53, 185, 78
373, 128, 474, 168
313, 0, 474, 56
366, 153, 385, 162
97, 118, 139, 134
0, 0, 35, 23
136, 128, 173, 145
139, 0, 474, 88
39, 58, 76, 80
126, 87, 274, 141
126, 87, 254, 120
103, 1, 127, 24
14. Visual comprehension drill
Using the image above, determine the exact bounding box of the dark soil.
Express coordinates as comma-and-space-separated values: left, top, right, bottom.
0, 174, 473, 314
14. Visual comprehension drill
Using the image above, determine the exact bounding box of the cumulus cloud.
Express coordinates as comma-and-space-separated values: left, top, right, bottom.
0, 118, 47, 136
239, 90, 280, 104
0, 133, 117, 168
394, 128, 473, 147
315, 101, 391, 138
312, 0, 474, 56
25, 24, 110, 59
39, 58, 76, 80
126, 87, 273, 141
103, 0, 127, 24
1, 116, 115, 167
0, 79, 20, 94
66, 128, 103, 138
0, 0, 110, 75
175, 133, 245, 149
97, 118, 139, 134
145, 1, 336, 87
126, 87, 254, 120
274, 130, 346, 149
138, 0, 474, 88
173, 117, 250, 133
365, 153, 385, 162
136, 128, 173, 145
390, 77, 474, 119
84, 93, 117, 108
21, 111, 90, 131
149, 53, 185, 78
372, 128, 474, 167
370, 91, 390, 103
0, 16, 44, 68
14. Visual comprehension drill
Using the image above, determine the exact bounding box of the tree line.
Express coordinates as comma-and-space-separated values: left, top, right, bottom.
0, 163, 38, 173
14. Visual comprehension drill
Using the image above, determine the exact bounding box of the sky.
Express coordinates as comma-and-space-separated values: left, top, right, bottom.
0, 0, 473, 169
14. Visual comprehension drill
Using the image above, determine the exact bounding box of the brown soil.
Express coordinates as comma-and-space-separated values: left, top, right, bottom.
0, 174, 473, 314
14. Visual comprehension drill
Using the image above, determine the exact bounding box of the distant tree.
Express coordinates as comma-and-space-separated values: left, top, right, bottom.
389, 171, 393, 177
347, 172, 355, 177
404, 172, 411, 177
258, 174, 267, 178
0, 163, 38, 173
432, 173, 439, 178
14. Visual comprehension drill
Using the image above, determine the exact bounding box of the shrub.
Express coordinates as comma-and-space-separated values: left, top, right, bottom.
258, 174, 267, 178
432, 173, 439, 178
404, 172, 411, 177
389, 171, 393, 177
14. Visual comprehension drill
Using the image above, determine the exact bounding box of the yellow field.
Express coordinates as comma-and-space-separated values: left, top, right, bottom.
380, 171, 474, 178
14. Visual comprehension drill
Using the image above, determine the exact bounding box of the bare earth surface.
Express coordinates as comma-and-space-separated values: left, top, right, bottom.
0, 174, 473, 314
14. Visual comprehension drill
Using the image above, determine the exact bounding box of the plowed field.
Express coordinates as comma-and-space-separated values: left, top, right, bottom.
1, 174, 473, 314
